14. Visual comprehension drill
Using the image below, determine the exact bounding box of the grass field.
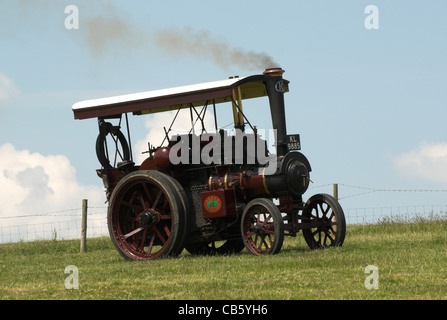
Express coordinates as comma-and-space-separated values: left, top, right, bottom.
1, 218, 446, 300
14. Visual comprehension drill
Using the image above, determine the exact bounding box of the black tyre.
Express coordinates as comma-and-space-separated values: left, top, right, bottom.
163, 176, 190, 256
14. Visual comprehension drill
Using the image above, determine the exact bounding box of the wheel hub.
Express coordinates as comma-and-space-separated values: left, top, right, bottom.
139, 210, 159, 227
252, 225, 263, 235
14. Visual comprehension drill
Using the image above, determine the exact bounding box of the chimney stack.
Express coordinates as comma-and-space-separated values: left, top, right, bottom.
264, 68, 288, 157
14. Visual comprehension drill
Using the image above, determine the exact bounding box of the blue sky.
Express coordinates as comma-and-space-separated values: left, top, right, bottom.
1, 0, 447, 234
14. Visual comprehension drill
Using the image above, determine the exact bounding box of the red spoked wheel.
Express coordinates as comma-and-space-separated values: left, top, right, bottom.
302, 193, 346, 249
241, 198, 284, 255
108, 170, 187, 260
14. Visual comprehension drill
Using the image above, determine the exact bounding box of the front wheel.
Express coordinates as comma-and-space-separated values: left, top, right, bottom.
241, 198, 284, 255
302, 193, 346, 249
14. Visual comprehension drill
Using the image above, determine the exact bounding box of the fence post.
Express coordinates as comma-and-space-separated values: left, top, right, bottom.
333, 183, 339, 201
80, 199, 88, 253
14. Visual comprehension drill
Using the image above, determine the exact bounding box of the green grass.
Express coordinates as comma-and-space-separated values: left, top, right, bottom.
1, 219, 446, 300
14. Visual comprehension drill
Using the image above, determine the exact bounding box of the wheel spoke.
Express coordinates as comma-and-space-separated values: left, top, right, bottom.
152, 190, 163, 209
325, 232, 335, 245
139, 227, 148, 251
147, 234, 155, 254
161, 197, 169, 211
257, 237, 264, 251
319, 203, 329, 217
329, 225, 337, 236
316, 230, 321, 245
163, 223, 171, 237
267, 234, 274, 247
309, 207, 319, 220
137, 191, 148, 210
153, 227, 167, 244
261, 213, 272, 226
323, 232, 328, 245
263, 229, 275, 235
124, 216, 140, 223
329, 211, 335, 221
122, 200, 143, 211
123, 226, 144, 240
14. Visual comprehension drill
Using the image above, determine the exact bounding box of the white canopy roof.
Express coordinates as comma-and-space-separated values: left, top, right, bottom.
72, 73, 287, 120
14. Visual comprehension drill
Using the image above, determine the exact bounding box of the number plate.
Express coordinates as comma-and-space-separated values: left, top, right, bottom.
286, 134, 301, 151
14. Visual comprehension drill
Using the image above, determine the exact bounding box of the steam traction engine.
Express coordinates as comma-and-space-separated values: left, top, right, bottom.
72, 68, 346, 260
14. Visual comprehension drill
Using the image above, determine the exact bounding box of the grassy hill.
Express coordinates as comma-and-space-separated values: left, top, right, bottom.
1, 219, 446, 300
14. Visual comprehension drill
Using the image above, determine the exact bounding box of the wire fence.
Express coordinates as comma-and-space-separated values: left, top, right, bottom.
344, 204, 447, 225
0, 208, 109, 244
1, 183, 447, 244
309, 183, 447, 199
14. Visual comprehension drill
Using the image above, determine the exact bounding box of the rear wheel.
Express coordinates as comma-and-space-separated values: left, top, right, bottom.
241, 198, 284, 255
302, 194, 346, 249
108, 170, 187, 260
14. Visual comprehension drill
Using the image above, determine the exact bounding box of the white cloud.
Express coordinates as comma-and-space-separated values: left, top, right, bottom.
134, 109, 215, 164
0, 143, 106, 241
393, 142, 447, 183
0, 72, 19, 104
